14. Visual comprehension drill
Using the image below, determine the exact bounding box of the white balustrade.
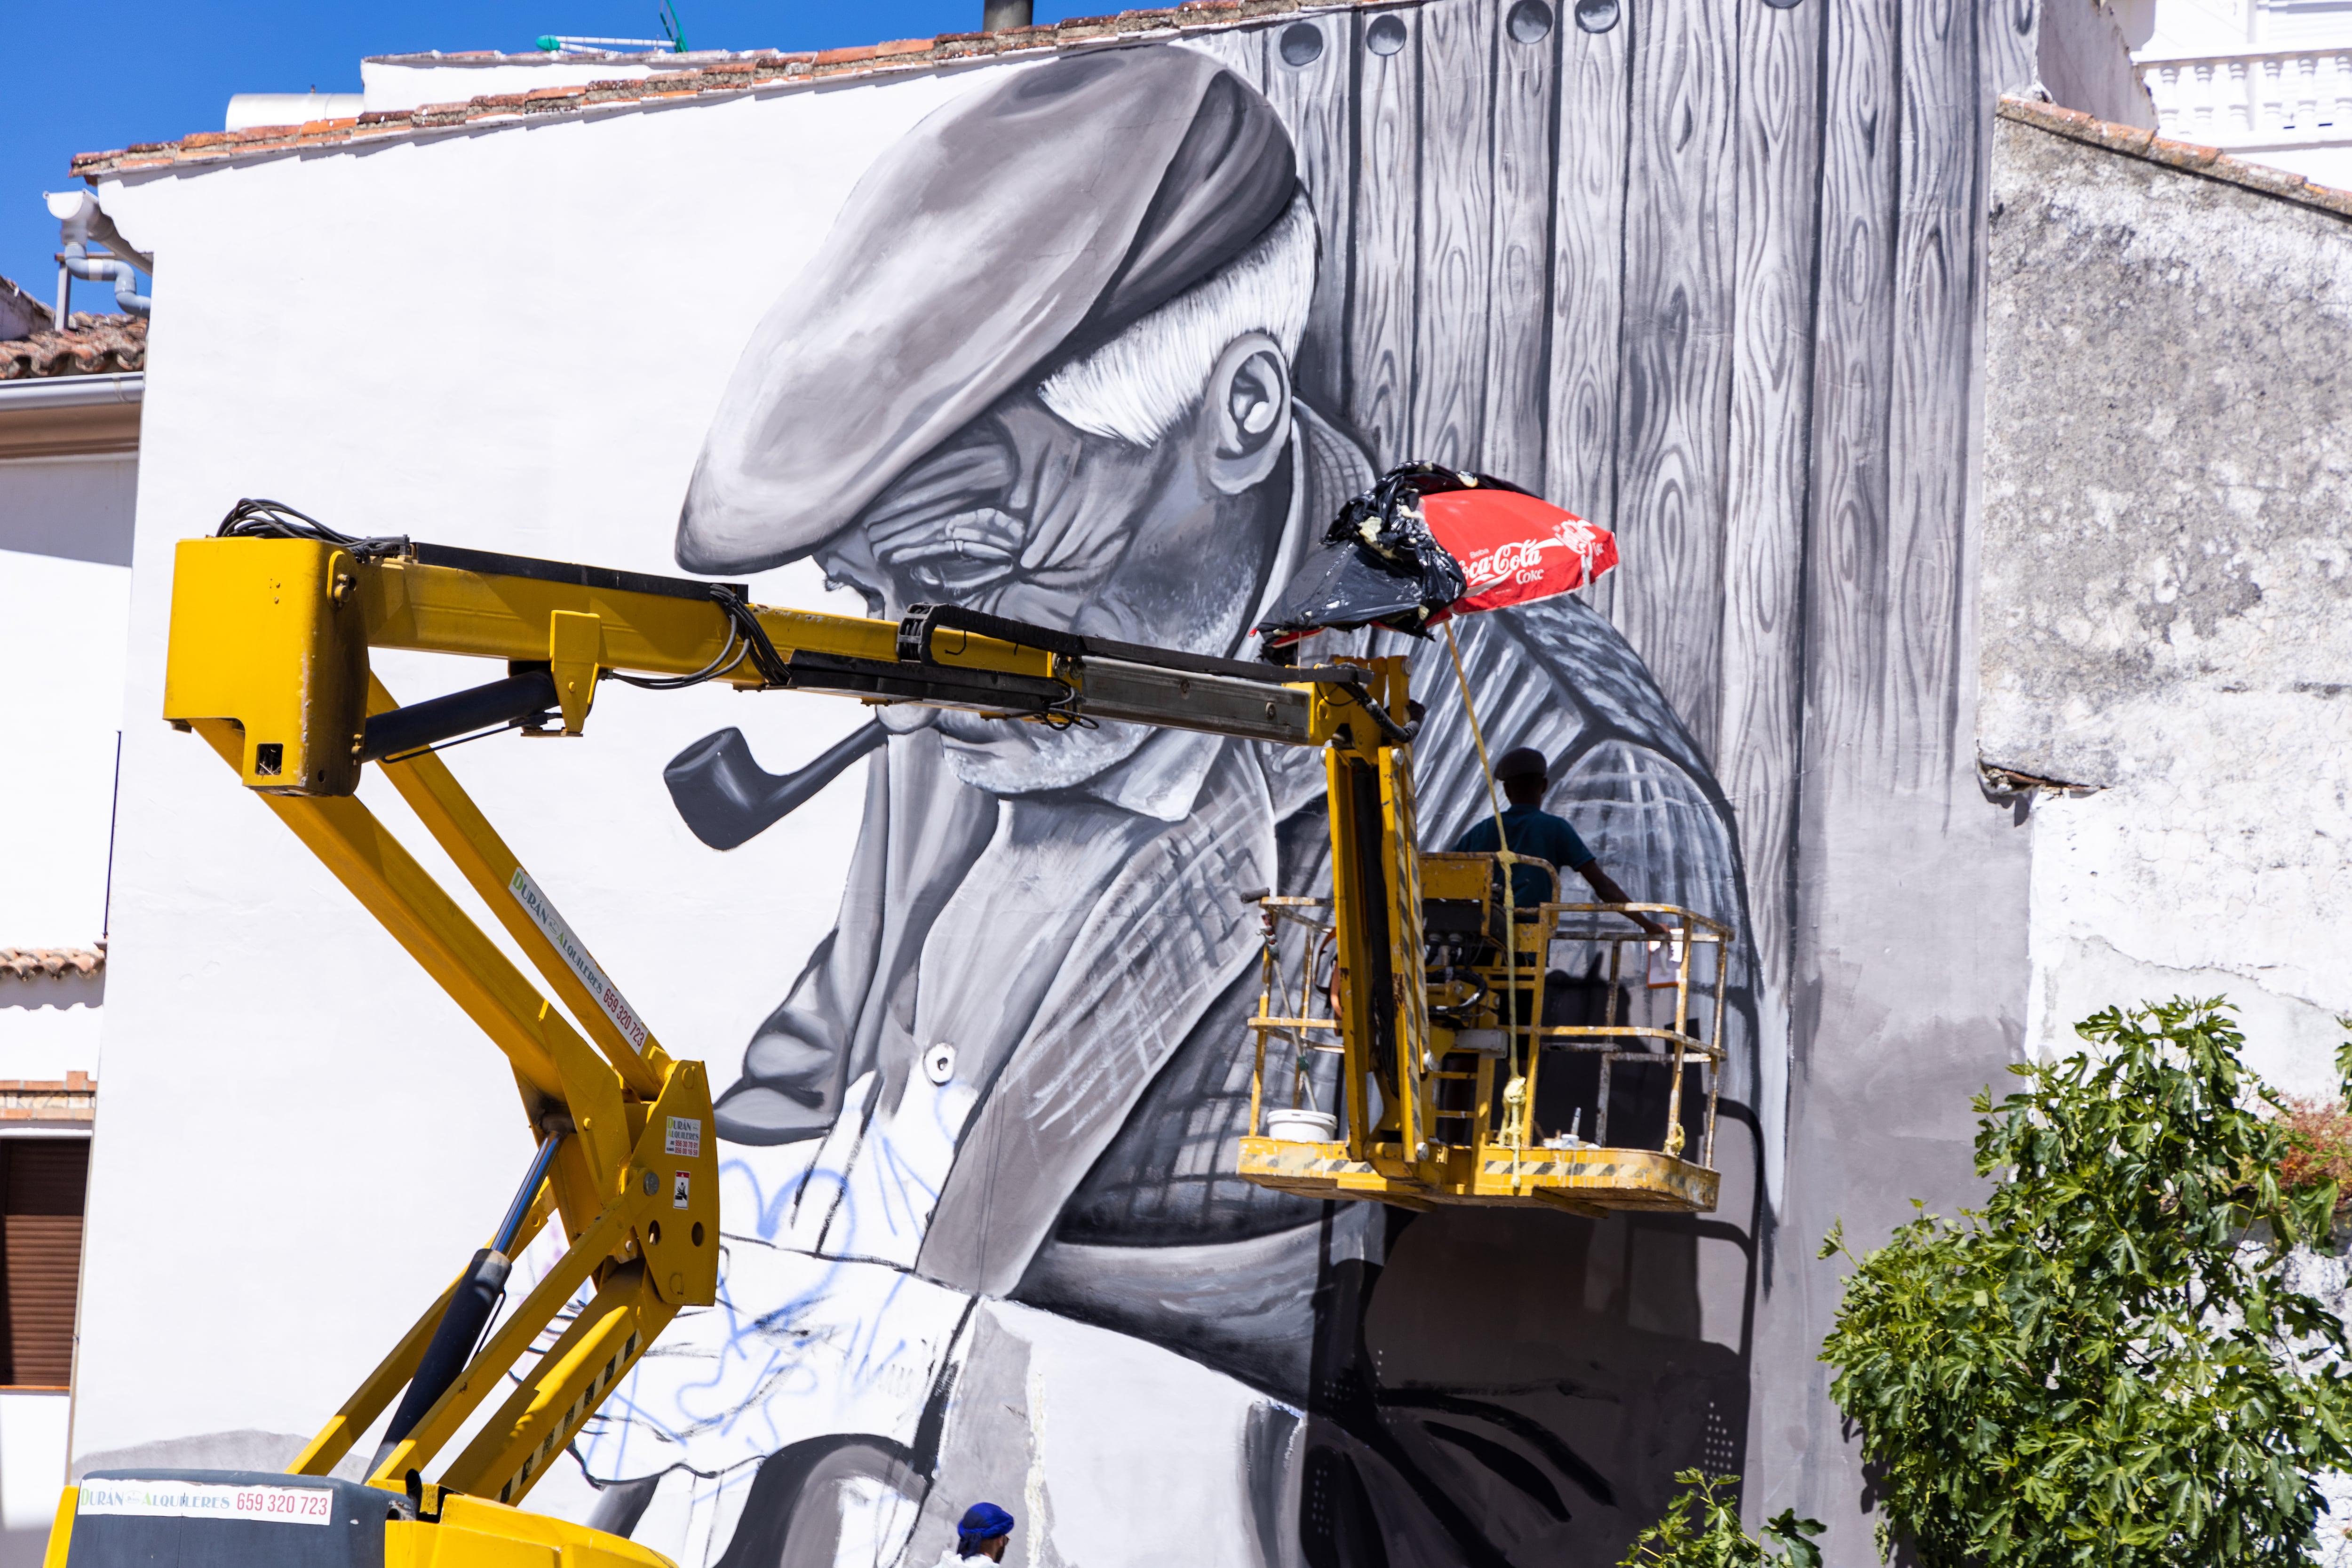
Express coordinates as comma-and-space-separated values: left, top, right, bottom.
2138, 48, 2352, 147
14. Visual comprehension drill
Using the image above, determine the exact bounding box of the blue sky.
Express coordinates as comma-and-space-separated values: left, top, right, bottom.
2, 1, 1093, 322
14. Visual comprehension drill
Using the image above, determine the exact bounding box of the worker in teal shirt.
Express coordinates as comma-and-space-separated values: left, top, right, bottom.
1453, 747, 1665, 934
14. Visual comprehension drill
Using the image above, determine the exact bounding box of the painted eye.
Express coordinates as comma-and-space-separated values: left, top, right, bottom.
907, 551, 1015, 598
880, 507, 1026, 601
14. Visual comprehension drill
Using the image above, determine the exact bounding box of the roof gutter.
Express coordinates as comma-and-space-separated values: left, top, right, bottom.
0, 373, 144, 410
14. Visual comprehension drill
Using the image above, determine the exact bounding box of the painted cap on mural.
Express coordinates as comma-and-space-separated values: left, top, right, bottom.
675, 47, 1299, 573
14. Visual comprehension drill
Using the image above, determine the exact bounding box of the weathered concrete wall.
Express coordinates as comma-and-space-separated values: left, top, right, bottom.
1982, 107, 2352, 1092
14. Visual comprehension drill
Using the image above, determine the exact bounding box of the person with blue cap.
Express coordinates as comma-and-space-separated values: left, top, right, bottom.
942, 1503, 1014, 1566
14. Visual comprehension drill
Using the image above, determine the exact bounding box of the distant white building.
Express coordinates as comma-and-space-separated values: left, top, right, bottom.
2134, 0, 2352, 185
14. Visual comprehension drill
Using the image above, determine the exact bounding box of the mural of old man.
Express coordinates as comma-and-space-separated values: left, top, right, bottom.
579, 43, 1762, 1568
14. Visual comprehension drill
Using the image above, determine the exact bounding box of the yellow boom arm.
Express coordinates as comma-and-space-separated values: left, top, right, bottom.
112, 518, 1718, 1568
152, 531, 1413, 1519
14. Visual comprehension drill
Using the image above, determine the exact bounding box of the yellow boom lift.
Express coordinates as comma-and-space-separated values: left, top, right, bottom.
47, 505, 1726, 1568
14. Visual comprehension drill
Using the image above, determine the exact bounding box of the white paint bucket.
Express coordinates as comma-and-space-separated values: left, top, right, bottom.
1265, 1108, 1338, 1143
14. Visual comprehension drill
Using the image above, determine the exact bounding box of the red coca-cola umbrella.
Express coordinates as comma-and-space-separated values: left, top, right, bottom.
1256, 462, 1617, 644
1419, 487, 1617, 622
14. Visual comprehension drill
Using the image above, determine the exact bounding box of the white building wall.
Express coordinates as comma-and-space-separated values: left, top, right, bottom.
70, 68, 961, 1486
2024, 781, 2352, 1098
0, 444, 133, 1568
1983, 112, 2352, 1096
0, 456, 131, 1080
0, 1391, 71, 1568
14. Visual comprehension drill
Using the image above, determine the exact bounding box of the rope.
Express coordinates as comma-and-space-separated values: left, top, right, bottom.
1442, 624, 1526, 1156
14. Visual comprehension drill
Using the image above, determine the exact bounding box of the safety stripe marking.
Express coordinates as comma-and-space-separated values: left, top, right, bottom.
497, 1329, 643, 1504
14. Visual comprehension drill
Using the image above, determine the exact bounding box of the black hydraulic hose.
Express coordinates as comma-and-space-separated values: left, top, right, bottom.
1335, 684, 1419, 747
895, 601, 1371, 687
1344, 756, 1400, 1097
358, 669, 560, 764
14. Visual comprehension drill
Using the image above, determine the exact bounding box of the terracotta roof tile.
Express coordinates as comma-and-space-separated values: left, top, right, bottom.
0, 944, 107, 979
0, 1071, 97, 1123
0, 315, 145, 380
67, 0, 1355, 177
1999, 94, 2352, 221
0, 1073, 96, 1093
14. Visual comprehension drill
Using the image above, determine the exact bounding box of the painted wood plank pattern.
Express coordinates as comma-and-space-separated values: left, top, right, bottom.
1719, 0, 1824, 951
1261, 11, 1359, 418
1984, 0, 2040, 96
1884, 0, 1983, 793
1409, 0, 1497, 469
1717, 0, 1826, 1211
1608, 0, 1739, 764
1347, 6, 1425, 469
1798, 0, 1901, 790
1181, 21, 1270, 90
1480, 0, 1558, 489
1543, 8, 1628, 622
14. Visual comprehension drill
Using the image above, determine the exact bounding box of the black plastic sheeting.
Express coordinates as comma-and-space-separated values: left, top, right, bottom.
1257, 462, 1531, 645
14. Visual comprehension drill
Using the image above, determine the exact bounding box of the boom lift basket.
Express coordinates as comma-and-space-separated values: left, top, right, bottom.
1234, 860, 1729, 1215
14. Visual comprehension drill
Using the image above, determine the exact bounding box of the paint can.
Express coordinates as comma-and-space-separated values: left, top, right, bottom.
1266, 1107, 1339, 1143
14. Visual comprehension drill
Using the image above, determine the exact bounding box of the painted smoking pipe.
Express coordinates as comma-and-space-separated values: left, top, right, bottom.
663, 720, 886, 849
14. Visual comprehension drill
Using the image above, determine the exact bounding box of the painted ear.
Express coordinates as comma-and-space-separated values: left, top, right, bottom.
1205, 331, 1293, 495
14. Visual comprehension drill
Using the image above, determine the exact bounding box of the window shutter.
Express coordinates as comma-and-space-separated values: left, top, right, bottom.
1, 1140, 90, 1388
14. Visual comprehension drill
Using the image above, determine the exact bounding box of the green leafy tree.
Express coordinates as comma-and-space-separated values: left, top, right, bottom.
1618, 1470, 1822, 1568
1820, 998, 2352, 1567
